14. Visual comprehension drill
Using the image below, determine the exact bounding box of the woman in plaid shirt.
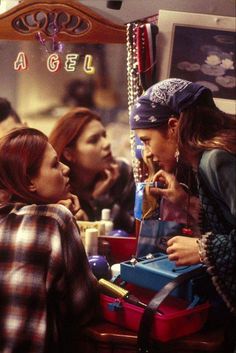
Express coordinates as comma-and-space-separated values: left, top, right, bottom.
0, 127, 99, 353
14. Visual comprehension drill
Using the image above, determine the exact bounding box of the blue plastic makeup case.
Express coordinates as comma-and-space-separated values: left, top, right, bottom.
120, 253, 210, 302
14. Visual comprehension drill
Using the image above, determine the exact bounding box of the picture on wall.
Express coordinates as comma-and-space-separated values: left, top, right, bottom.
169, 25, 235, 100
157, 10, 236, 113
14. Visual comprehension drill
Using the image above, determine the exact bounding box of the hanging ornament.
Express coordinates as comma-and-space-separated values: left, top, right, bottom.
126, 16, 159, 183
50, 19, 64, 53
136, 23, 158, 90
35, 28, 64, 54
35, 32, 49, 53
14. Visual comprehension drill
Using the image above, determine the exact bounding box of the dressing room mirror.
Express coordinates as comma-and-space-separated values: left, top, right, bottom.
0, 0, 131, 160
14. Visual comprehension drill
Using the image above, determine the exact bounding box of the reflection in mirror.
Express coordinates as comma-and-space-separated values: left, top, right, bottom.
0, 40, 131, 161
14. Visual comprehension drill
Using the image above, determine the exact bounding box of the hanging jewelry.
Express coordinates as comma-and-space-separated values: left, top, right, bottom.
126, 22, 143, 183
174, 149, 180, 163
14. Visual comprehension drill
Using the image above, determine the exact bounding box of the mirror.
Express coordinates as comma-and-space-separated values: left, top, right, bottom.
0, 0, 131, 160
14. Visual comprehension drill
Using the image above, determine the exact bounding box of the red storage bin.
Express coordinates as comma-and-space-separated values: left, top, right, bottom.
100, 284, 210, 342
99, 236, 137, 263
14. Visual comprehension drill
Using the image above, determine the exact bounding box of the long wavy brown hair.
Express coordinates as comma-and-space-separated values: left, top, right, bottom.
177, 106, 236, 159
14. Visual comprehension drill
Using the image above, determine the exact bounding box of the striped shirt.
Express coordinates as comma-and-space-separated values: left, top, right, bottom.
0, 202, 99, 353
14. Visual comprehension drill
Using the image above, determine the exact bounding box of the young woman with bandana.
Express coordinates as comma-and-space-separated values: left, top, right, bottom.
130, 78, 236, 352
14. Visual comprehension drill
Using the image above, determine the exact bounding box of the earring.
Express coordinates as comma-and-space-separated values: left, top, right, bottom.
174, 149, 180, 163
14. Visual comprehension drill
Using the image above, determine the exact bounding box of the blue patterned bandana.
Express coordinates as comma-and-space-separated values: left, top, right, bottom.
130, 78, 216, 129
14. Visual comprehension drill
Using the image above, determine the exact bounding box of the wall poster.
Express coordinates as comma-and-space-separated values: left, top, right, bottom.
157, 10, 235, 113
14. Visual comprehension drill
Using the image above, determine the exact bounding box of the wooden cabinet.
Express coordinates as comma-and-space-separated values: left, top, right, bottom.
79, 321, 226, 353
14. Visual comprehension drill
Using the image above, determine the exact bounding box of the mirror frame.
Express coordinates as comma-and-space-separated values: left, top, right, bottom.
0, 0, 126, 43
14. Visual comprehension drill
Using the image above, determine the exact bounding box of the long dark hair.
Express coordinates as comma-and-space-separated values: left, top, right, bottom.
178, 106, 236, 158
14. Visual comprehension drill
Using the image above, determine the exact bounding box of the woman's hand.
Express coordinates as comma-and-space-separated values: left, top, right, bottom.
92, 162, 120, 198
74, 208, 89, 221
166, 236, 200, 266
149, 169, 188, 207
57, 193, 88, 220
58, 193, 80, 214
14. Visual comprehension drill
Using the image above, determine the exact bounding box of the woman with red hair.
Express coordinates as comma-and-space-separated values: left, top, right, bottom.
49, 107, 135, 233
0, 127, 99, 353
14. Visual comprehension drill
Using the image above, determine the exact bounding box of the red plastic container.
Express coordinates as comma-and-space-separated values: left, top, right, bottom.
100, 284, 210, 342
100, 236, 137, 263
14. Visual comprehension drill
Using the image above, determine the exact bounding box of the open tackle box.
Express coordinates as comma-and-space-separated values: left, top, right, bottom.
120, 253, 210, 301
100, 282, 210, 343
99, 254, 211, 344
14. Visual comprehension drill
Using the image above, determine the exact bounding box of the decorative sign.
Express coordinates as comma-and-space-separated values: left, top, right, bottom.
14, 52, 95, 74
83, 55, 96, 74
47, 53, 61, 72
14, 52, 28, 71
64, 54, 79, 72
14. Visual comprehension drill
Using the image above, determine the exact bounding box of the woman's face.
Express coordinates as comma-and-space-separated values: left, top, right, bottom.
136, 126, 177, 173
70, 120, 113, 173
30, 143, 70, 203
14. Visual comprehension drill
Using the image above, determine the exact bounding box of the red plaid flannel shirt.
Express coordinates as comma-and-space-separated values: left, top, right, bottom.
0, 202, 99, 353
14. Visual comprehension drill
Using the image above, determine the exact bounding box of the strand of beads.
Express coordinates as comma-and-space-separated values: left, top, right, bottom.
126, 22, 143, 183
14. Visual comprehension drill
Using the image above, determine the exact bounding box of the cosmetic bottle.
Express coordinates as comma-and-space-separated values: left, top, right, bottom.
84, 228, 98, 256
101, 208, 113, 235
